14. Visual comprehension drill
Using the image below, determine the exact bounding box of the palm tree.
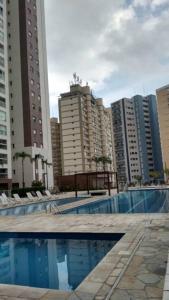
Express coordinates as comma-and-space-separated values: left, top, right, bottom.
13, 152, 32, 188
149, 170, 160, 184
32, 154, 44, 182
164, 167, 169, 183
134, 175, 142, 187
100, 156, 112, 172
42, 159, 52, 189
92, 156, 101, 172
92, 156, 101, 189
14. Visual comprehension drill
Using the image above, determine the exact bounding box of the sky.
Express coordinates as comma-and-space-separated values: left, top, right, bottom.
44, 0, 169, 117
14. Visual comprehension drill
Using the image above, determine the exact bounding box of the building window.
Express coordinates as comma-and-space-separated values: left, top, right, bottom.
33, 129, 37, 135
28, 31, 32, 37
32, 116, 36, 122
0, 110, 6, 121
0, 139, 7, 149
0, 125, 7, 135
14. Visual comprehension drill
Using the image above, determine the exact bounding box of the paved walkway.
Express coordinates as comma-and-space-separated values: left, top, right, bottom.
0, 212, 167, 299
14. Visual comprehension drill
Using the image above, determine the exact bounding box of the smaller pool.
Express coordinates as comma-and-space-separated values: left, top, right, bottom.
0, 232, 123, 291
0, 197, 85, 216
64, 189, 169, 214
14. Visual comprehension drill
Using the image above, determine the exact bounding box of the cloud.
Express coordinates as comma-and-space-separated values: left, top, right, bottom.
44, 0, 169, 116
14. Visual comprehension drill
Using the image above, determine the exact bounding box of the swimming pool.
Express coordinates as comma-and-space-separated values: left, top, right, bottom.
64, 189, 169, 214
0, 197, 84, 216
0, 232, 122, 291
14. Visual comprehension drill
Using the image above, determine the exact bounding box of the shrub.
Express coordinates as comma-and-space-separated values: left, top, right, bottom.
11, 186, 45, 198
32, 180, 43, 187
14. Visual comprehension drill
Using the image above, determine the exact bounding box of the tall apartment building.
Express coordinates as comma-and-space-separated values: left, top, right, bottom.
50, 118, 62, 186
111, 95, 163, 184
111, 98, 141, 183
156, 84, 169, 170
0, 0, 12, 189
59, 83, 114, 175
6, 0, 53, 188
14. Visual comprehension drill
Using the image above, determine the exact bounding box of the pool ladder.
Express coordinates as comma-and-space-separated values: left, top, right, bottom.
46, 203, 61, 214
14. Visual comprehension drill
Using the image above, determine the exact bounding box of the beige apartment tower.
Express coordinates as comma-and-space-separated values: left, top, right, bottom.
50, 118, 62, 187
59, 83, 115, 175
156, 84, 169, 170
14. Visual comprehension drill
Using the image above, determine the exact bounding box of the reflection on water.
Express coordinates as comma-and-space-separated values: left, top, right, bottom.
66, 190, 169, 214
0, 197, 83, 216
0, 237, 117, 290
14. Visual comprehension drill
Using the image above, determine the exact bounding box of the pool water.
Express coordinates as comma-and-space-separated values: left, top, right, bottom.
0, 232, 122, 291
65, 189, 169, 214
0, 197, 85, 216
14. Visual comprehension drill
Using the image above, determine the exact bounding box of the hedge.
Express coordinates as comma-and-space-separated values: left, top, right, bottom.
11, 186, 45, 198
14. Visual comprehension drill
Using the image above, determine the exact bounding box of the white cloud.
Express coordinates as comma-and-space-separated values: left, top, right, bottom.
152, 0, 169, 6
44, 0, 169, 116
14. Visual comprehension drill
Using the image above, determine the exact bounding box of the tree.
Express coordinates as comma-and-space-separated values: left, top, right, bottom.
164, 167, 169, 183
92, 156, 101, 189
149, 170, 160, 184
92, 156, 101, 172
134, 175, 142, 187
31, 154, 44, 182
100, 156, 112, 172
42, 159, 52, 189
13, 152, 32, 188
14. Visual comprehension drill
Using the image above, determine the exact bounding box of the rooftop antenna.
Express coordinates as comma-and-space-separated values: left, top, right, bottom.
72, 73, 82, 85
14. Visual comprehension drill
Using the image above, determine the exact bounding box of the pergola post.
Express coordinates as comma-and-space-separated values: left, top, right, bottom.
87, 173, 90, 194
74, 174, 78, 198
107, 172, 111, 196
115, 172, 119, 194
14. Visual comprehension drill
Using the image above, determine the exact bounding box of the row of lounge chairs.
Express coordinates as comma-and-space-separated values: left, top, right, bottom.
0, 190, 57, 207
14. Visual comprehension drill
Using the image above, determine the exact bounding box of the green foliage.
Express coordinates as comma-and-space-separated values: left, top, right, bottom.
13, 151, 32, 161
164, 167, 169, 176
92, 156, 112, 171
42, 159, 52, 166
11, 186, 45, 198
149, 171, 160, 179
32, 180, 43, 187
31, 154, 44, 163
134, 175, 142, 181
134, 175, 142, 187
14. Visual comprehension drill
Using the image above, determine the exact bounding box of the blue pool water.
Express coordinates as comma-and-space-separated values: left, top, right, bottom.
64, 189, 169, 214
0, 232, 122, 290
0, 197, 85, 216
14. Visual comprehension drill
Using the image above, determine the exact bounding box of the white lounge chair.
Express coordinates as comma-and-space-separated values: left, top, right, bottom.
26, 192, 37, 202
2, 193, 14, 205
0, 195, 9, 206
36, 191, 44, 200
45, 190, 57, 200
13, 194, 23, 203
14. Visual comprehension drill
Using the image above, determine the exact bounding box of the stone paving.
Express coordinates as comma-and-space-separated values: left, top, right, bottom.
0, 196, 168, 299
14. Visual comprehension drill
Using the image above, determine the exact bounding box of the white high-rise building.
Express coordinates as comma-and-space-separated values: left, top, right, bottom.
6, 0, 53, 188
0, 0, 12, 189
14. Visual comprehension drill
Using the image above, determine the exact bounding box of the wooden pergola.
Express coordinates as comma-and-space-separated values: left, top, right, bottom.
74, 171, 119, 198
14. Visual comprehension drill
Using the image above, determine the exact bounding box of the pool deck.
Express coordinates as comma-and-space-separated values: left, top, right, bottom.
0, 194, 168, 299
